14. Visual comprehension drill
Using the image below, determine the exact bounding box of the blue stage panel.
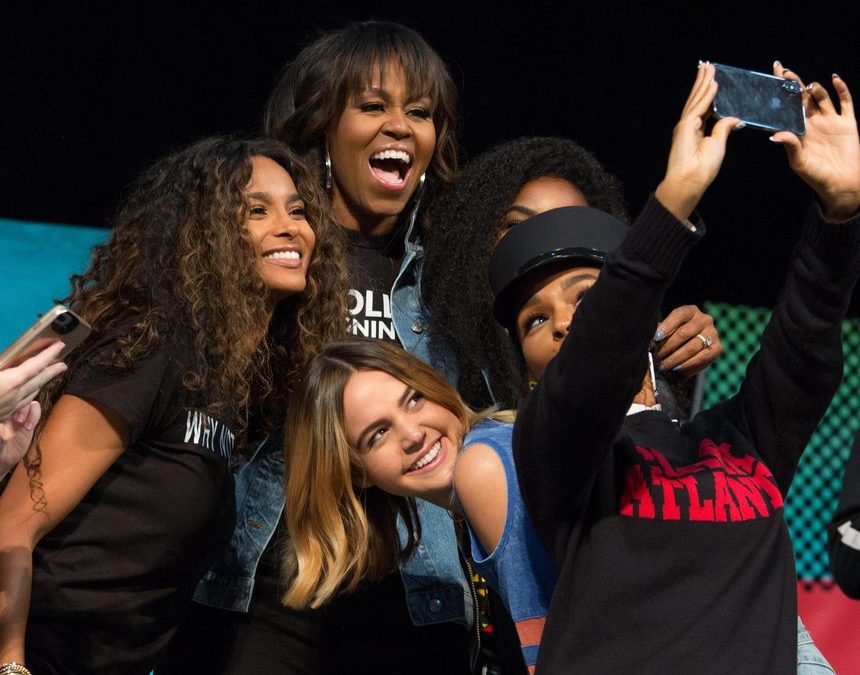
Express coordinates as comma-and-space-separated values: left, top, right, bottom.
1, 219, 106, 350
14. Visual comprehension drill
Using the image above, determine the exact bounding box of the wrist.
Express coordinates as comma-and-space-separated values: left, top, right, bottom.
818, 192, 860, 222
655, 180, 698, 224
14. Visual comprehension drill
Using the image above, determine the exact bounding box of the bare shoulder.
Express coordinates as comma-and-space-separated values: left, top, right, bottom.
456, 443, 507, 488
455, 443, 508, 554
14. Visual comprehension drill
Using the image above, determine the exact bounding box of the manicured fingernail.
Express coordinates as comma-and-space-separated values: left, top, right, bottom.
654, 329, 665, 341
833, 73, 840, 80
774, 60, 782, 68
806, 83, 815, 91
769, 136, 783, 144
735, 122, 746, 130
672, 365, 684, 372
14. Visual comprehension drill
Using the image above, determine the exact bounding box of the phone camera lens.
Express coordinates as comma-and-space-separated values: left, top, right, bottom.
51, 312, 80, 335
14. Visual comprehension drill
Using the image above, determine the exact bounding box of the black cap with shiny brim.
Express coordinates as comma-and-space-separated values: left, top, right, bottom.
489, 206, 629, 329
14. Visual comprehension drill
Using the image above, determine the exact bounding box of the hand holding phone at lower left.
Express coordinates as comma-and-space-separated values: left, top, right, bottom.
0, 341, 67, 422
0, 401, 42, 479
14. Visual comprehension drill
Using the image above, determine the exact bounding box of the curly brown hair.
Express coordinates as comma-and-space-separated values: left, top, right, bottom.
32, 137, 347, 486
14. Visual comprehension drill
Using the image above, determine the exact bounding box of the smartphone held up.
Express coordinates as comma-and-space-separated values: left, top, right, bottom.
712, 63, 806, 136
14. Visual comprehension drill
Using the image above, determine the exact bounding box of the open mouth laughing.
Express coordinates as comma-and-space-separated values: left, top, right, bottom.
369, 148, 413, 188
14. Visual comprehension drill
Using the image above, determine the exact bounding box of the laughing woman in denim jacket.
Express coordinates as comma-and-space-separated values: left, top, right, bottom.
158, 21, 474, 675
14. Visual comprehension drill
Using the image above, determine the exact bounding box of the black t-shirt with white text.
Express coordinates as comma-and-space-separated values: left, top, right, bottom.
26, 329, 236, 675
345, 227, 404, 343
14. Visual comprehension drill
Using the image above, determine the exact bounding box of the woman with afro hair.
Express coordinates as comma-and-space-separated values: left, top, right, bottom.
422, 136, 720, 410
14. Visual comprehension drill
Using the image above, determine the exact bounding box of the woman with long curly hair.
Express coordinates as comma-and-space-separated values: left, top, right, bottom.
0, 137, 347, 674
158, 21, 477, 675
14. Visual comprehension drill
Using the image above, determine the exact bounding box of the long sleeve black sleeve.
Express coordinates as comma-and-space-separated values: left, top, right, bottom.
689, 205, 860, 495
512, 196, 701, 557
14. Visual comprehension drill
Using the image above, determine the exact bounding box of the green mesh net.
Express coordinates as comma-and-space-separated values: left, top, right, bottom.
701, 302, 860, 582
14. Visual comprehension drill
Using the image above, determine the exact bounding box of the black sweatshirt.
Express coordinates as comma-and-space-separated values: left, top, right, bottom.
513, 197, 860, 674
829, 429, 860, 599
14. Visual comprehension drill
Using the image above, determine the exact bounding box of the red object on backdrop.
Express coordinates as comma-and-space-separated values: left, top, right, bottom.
798, 581, 860, 675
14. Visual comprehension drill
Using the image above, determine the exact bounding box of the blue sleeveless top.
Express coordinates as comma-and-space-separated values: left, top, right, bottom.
459, 419, 557, 669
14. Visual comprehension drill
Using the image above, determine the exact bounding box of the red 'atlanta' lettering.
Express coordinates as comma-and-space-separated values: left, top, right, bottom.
619, 439, 783, 521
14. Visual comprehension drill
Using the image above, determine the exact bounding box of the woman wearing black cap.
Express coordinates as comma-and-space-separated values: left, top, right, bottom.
500, 63, 859, 673
422, 134, 723, 412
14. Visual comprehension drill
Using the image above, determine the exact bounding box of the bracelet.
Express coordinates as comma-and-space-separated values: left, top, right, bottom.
0, 663, 32, 675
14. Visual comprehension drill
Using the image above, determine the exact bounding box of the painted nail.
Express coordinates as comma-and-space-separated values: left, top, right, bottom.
774, 60, 782, 69
654, 329, 665, 341
672, 365, 684, 372
832, 73, 840, 80
735, 122, 746, 130
769, 136, 783, 144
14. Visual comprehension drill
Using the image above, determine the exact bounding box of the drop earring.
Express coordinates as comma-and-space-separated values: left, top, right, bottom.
405, 172, 426, 230
324, 147, 332, 192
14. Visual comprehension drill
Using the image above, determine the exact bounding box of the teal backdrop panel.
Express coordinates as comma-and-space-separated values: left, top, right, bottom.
702, 302, 860, 582
1, 218, 106, 350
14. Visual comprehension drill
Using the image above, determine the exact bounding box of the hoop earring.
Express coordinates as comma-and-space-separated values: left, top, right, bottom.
325, 148, 332, 192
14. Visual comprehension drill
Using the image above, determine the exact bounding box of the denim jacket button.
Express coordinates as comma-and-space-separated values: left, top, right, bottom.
411, 320, 425, 334
429, 598, 442, 612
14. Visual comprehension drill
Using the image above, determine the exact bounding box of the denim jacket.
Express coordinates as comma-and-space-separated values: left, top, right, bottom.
192, 217, 473, 628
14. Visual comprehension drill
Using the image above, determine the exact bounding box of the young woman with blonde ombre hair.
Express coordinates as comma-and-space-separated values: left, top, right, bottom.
282, 339, 483, 609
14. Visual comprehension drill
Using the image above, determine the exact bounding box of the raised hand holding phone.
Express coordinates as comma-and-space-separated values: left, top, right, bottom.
0, 341, 67, 422
655, 62, 742, 223
771, 64, 860, 221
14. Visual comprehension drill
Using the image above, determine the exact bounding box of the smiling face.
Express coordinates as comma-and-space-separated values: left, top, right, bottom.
328, 62, 437, 236
342, 369, 461, 506
515, 265, 601, 380
245, 155, 316, 303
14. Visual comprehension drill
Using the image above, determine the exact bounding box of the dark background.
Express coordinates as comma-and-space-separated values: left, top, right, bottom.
1, 1, 858, 314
